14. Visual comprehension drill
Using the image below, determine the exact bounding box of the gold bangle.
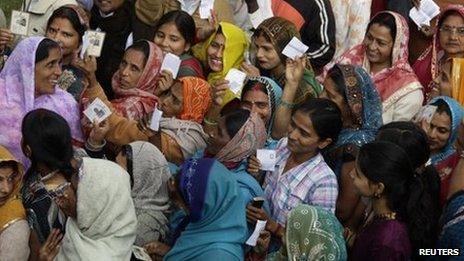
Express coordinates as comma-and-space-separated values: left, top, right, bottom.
204, 118, 218, 125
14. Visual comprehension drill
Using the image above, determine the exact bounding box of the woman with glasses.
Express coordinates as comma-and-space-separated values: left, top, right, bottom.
413, 5, 464, 102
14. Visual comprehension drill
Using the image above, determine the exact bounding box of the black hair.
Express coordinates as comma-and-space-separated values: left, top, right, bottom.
21, 109, 74, 180
240, 80, 269, 100
368, 12, 397, 43
0, 161, 19, 173
35, 38, 60, 64
126, 40, 150, 67
432, 99, 452, 118
326, 65, 346, 98
224, 109, 251, 138
358, 141, 439, 254
46, 6, 86, 44
156, 10, 196, 46
294, 98, 343, 143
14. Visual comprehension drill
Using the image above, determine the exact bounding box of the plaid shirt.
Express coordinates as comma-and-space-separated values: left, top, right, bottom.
264, 138, 338, 225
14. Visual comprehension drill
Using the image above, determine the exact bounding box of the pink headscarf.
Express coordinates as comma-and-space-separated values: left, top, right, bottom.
111, 41, 164, 120
0, 37, 83, 166
326, 11, 421, 101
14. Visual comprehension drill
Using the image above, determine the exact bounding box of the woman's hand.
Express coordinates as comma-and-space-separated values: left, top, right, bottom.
285, 56, 306, 88
246, 204, 269, 223
254, 230, 271, 255
38, 229, 63, 261
211, 79, 230, 106
89, 119, 110, 146
72, 55, 97, 85
155, 70, 174, 96
241, 62, 261, 77
0, 28, 13, 51
412, 0, 421, 8
144, 241, 171, 258
247, 155, 261, 175
196, 10, 218, 41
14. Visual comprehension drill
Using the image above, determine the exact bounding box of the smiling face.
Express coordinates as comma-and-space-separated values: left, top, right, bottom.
0, 164, 19, 206
363, 23, 394, 67
439, 13, 464, 57
240, 89, 271, 125
253, 35, 281, 70
46, 18, 80, 58
426, 111, 452, 154
159, 81, 184, 118
287, 110, 330, 156
206, 33, 225, 72
95, 0, 125, 14
154, 22, 190, 56
35, 47, 62, 96
117, 48, 147, 90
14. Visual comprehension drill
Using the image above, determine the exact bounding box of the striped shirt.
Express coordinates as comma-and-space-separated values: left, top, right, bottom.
264, 138, 338, 225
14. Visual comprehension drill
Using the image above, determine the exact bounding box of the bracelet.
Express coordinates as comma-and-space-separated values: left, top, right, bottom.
204, 118, 218, 125
280, 100, 296, 109
85, 138, 106, 151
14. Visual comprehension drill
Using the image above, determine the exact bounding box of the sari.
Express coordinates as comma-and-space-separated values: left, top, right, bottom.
164, 158, 247, 261
327, 11, 423, 123
268, 205, 347, 261
129, 141, 171, 246
428, 96, 464, 205
111, 41, 164, 120
192, 22, 248, 106
412, 5, 464, 101
450, 58, 464, 106
56, 158, 137, 260
0, 36, 83, 166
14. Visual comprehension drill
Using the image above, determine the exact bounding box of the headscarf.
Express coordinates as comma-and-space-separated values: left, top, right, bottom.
0, 37, 83, 166
178, 76, 212, 123
129, 141, 170, 246
279, 205, 347, 261
111, 41, 164, 120
63, 4, 90, 29
0, 145, 26, 233
254, 17, 323, 102
334, 65, 383, 147
164, 158, 247, 261
428, 96, 464, 164
244, 76, 283, 135
215, 112, 267, 166
56, 158, 137, 260
331, 11, 422, 102
412, 5, 464, 97
192, 22, 248, 106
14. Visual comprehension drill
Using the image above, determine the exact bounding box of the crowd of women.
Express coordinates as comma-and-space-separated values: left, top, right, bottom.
0, 0, 463, 260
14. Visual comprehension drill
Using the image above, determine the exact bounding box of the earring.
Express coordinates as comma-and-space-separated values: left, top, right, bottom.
24, 146, 32, 158
373, 192, 381, 198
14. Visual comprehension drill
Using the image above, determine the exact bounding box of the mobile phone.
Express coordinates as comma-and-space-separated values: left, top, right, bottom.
252, 197, 265, 208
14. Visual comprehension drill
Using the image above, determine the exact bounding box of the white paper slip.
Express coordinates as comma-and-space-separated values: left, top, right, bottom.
199, 0, 214, 19
409, 0, 440, 27
282, 37, 309, 60
132, 246, 152, 261
225, 68, 247, 95
10, 11, 30, 36
257, 149, 277, 171
246, 220, 267, 246
160, 53, 182, 79
149, 107, 163, 131
81, 30, 106, 57
83, 98, 112, 124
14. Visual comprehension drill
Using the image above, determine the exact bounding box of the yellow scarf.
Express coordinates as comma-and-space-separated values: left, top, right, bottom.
0, 145, 26, 233
451, 58, 464, 106
193, 22, 249, 106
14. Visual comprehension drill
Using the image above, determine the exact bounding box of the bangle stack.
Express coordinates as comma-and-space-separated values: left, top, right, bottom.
280, 100, 296, 109
85, 139, 106, 151
204, 118, 218, 125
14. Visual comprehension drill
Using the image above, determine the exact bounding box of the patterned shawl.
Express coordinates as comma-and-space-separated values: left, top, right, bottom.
0, 37, 83, 166
330, 11, 421, 102
111, 41, 164, 120
178, 76, 212, 123
412, 5, 464, 98
335, 65, 383, 148
0, 145, 26, 233
215, 112, 267, 165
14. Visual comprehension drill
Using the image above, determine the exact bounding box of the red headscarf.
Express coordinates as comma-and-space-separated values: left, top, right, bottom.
111, 41, 164, 120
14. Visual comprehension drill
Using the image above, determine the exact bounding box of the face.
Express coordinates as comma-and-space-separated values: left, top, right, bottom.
350, 160, 378, 197
95, 0, 124, 14
426, 111, 452, 153
206, 33, 225, 72
320, 77, 350, 123
206, 117, 231, 155
35, 47, 62, 96
240, 89, 271, 125
46, 18, 80, 57
0, 166, 19, 206
154, 22, 190, 56
287, 110, 331, 155
253, 35, 281, 70
159, 81, 184, 118
439, 14, 464, 57
363, 23, 394, 66
117, 49, 146, 89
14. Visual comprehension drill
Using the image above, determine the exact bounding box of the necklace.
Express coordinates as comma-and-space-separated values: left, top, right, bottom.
374, 212, 397, 220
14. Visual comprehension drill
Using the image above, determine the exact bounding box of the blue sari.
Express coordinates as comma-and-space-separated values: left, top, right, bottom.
164, 158, 248, 261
